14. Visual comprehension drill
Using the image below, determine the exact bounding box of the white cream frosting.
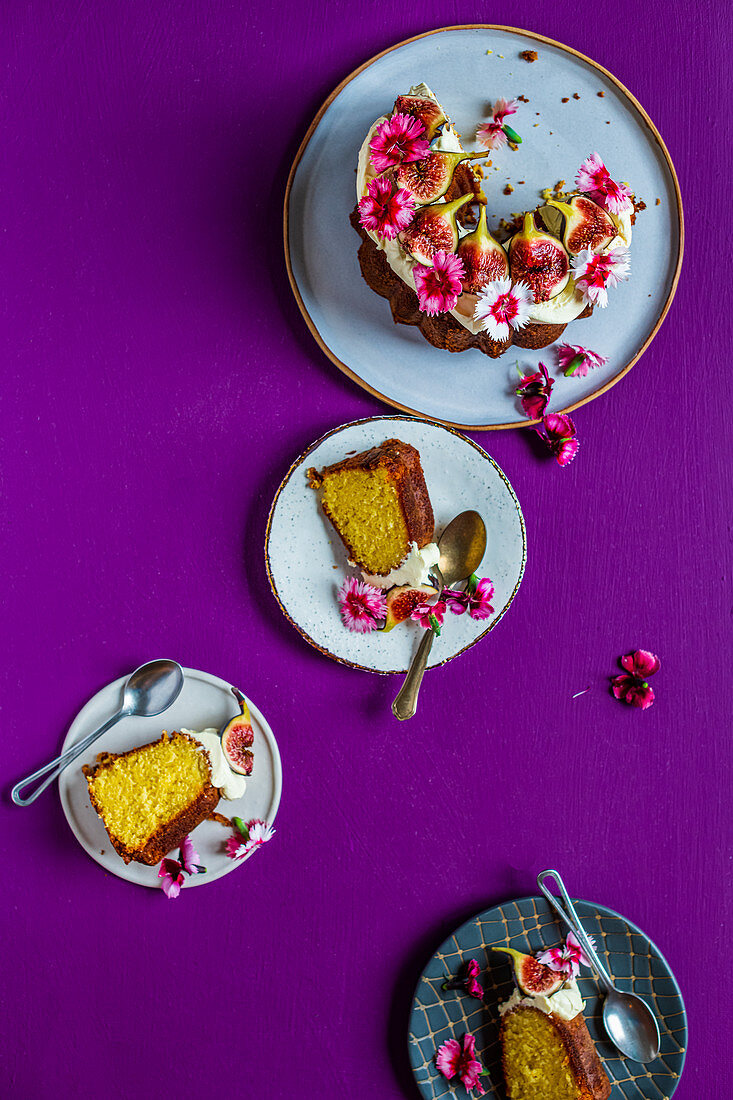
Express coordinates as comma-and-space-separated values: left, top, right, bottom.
183, 728, 246, 801
360, 540, 440, 589
356, 83, 633, 331
498, 979, 584, 1022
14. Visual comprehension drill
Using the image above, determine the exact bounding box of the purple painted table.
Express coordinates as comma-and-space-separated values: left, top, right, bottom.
1, 5, 729, 1098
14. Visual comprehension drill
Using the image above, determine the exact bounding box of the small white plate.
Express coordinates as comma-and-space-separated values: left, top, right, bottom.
265, 416, 526, 673
59, 667, 282, 889
285, 25, 683, 429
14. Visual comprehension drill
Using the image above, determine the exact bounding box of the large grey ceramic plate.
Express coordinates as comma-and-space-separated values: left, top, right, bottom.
265, 416, 525, 673
409, 895, 687, 1098
59, 667, 282, 889
285, 25, 683, 430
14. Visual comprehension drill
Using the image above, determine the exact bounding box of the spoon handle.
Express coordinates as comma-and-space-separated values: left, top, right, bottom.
11, 710, 124, 806
537, 869, 615, 992
392, 626, 437, 720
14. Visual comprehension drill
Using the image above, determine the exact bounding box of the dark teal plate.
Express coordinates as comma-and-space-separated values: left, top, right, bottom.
408, 896, 686, 1099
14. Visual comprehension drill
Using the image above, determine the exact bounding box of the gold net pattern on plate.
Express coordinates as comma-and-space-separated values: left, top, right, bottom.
408, 896, 686, 1099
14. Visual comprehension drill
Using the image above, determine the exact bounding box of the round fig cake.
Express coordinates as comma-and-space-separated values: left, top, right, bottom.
353, 83, 634, 358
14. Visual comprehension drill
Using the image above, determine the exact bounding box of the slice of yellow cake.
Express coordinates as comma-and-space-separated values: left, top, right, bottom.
83, 731, 220, 865
307, 438, 435, 576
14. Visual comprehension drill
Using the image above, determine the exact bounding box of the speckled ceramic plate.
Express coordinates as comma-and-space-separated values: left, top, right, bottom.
285, 25, 683, 430
58, 666, 282, 889
409, 895, 687, 1099
265, 416, 526, 673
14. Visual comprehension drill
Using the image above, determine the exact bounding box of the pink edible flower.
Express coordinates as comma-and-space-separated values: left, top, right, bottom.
572, 246, 630, 308
535, 413, 579, 466
445, 576, 495, 620
556, 343, 608, 378
476, 97, 519, 150
411, 597, 447, 634
369, 112, 430, 173
413, 250, 466, 315
436, 1033, 486, 1096
515, 362, 554, 420
226, 816, 276, 860
611, 649, 660, 710
474, 278, 533, 341
576, 152, 633, 215
158, 857, 185, 899
442, 958, 485, 1000
337, 576, 387, 634
358, 176, 417, 241
157, 835, 207, 898
537, 931, 595, 980
179, 834, 205, 875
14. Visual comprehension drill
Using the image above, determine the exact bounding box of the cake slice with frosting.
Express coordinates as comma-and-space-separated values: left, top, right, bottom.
307, 438, 438, 586
494, 942, 611, 1100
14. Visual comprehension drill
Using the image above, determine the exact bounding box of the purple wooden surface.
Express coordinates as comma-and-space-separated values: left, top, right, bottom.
1, 4, 729, 1098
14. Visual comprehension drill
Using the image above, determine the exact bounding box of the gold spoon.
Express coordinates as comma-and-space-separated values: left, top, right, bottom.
392, 511, 487, 720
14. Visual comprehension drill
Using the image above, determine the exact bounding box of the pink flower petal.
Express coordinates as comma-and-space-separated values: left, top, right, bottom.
476, 120, 506, 150
358, 177, 416, 241
621, 649, 661, 678
436, 1038, 461, 1079
369, 113, 430, 173
536, 413, 579, 466
572, 247, 630, 309
337, 576, 387, 633
556, 342, 608, 378
413, 250, 466, 315
575, 152, 633, 215
411, 598, 447, 631
612, 674, 656, 709
474, 279, 533, 341
158, 858, 184, 898
516, 362, 554, 420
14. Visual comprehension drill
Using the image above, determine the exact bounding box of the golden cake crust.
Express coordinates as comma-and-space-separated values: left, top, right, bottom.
83, 731, 221, 866
308, 438, 434, 573
350, 206, 593, 357
500, 1005, 611, 1100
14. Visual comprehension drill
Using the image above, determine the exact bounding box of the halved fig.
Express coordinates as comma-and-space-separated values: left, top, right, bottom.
393, 94, 446, 141
541, 195, 617, 255
508, 212, 570, 302
492, 946, 565, 996
399, 193, 473, 266
220, 687, 254, 776
457, 204, 509, 293
383, 584, 436, 632
395, 150, 488, 206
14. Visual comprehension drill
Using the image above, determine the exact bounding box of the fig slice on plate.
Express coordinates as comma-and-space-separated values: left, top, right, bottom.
457, 203, 510, 293
541, 195, 617, 255
383, 584, 437, 632
392, 94, 447, 141
399, 193, 473, 266
508, 212, 570, 302
220, 687, 254, 776
493, 946, 565, 997
395, 150, 488, 206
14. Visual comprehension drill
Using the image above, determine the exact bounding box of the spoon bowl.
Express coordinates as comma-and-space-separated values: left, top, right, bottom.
11, 659, 184, 806
537, 869, 660, 1063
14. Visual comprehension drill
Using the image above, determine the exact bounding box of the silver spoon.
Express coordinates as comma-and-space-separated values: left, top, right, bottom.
11, 659, 184, 806
537, 868, 661, 1063
392, 511, 487, 721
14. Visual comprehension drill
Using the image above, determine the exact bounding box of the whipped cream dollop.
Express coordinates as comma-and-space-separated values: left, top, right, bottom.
360, 540, 440, 589
356, 83, 633, 331
183, 728, 246, 801
498, 979, 584, 1022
